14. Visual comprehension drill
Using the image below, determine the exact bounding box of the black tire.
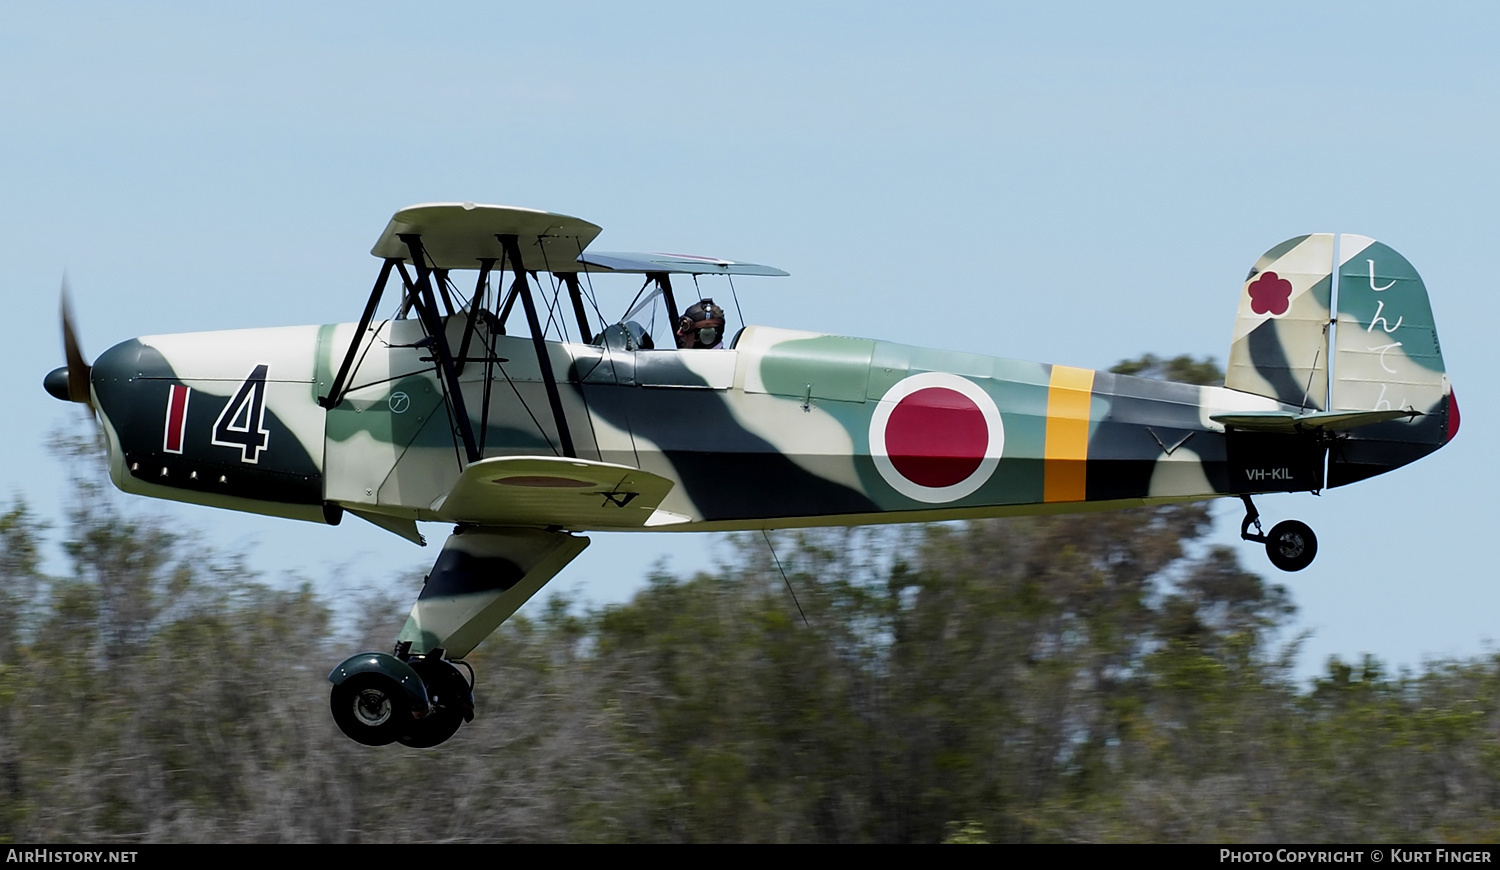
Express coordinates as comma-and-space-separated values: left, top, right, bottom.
1265, 520, 1317, 572
397, 658, 473, 749
330, 673, 410, 746
397, 706, 464, 748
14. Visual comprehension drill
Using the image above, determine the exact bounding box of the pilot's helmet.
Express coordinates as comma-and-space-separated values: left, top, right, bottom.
677, 298, 727, 349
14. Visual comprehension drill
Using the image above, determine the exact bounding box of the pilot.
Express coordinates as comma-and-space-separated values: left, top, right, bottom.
675, 298, 727, 349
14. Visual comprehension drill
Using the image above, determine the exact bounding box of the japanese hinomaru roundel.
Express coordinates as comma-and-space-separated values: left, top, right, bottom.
43, 205, 1457, 747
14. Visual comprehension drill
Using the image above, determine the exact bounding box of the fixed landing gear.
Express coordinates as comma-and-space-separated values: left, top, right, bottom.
1239, 496, 1318, 572
328, 647, 475, 748
326, 528, 590, 748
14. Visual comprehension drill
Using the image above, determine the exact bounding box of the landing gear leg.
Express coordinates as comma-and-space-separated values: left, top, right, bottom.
1239, 495, 1318, 572
328, 527, 590, 748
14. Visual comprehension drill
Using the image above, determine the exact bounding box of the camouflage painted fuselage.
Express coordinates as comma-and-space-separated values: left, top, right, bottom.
81, 230, 1458, 548
85, 316, 1451, 537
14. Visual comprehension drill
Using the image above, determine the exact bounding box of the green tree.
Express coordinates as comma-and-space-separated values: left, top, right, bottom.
1110, 353, 1224, 387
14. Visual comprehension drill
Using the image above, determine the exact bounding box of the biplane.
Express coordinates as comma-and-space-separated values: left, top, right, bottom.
44, 203, 1458, 747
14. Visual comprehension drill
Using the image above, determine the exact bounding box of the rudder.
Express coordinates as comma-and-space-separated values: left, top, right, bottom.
1327, 235, 1457, 485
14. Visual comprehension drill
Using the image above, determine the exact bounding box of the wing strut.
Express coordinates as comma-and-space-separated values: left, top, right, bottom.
498, 233, 577, 459
433, 268, 456, 316
496, 279, 520, 333
320, 257, 399, 409
399, 233, 482, 464
561, 273, 594, 342
648, 272, 683, 333
455, 257, 496, 375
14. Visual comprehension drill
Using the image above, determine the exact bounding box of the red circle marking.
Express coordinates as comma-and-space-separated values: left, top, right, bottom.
884, 387, 989, 488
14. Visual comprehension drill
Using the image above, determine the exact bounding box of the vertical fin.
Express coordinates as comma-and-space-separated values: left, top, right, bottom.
1226, 234, 1333, 409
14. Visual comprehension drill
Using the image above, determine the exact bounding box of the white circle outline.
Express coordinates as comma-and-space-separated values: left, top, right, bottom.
869, 372, 1004, 503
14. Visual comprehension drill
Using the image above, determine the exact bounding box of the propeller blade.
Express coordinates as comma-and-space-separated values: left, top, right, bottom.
60, 277, 94, 410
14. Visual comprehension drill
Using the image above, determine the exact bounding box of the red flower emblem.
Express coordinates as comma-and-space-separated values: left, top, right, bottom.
1247, 271, 1293, 316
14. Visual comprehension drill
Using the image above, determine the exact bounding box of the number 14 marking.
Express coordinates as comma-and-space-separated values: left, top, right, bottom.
212, 364, 272, 464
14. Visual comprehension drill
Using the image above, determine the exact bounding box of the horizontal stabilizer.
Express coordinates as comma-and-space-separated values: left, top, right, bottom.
434, 456, 674, 529
1211, 408, 1418, 434
577, 251, 788, 277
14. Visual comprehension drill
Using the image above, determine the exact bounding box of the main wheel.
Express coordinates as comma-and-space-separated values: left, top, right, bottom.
397, 706, 464, 748
331, 673, 411, 746
397, 657, 473, 748
1265, 520, 1317, 572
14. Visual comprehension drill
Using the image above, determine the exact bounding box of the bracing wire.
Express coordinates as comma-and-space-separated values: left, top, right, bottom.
536, 239, 570, 343
572, 236, 608, 326
419, 249, 468, 470
762, 529, 809, 627
542, 273, 569, 343
622, 277, 651, 322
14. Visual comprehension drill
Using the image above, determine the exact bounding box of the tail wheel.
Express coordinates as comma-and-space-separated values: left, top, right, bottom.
331, 673, 411, 746
1265, 520, 1318, 572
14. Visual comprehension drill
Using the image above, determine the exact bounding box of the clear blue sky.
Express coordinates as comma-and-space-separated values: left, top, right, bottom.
4, 2, 1495, 678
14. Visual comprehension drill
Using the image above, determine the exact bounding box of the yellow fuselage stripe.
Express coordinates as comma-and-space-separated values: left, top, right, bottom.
1044, 365, 1095, 503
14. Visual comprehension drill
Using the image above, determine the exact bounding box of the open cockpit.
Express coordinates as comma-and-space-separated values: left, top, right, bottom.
316, 202, 791, 539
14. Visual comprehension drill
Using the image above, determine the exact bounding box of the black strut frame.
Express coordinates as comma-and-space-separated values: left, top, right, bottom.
323, 231, 581, 465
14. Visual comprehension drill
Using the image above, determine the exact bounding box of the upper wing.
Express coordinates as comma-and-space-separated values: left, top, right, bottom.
370, 202, 603, 270
577, 251, 788, 276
